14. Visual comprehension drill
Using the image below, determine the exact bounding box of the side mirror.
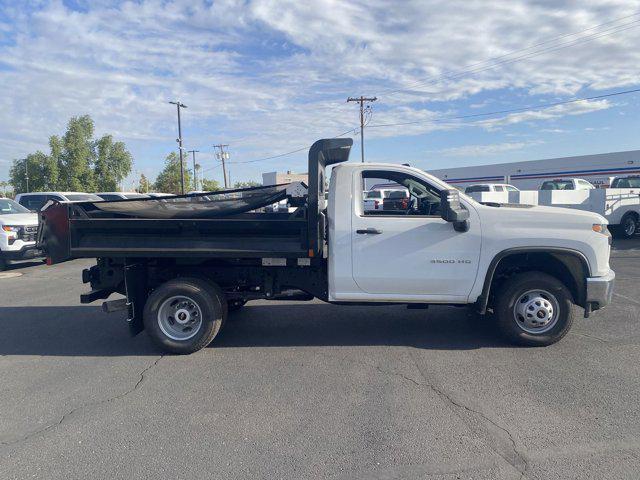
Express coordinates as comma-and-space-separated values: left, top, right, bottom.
440, 189, 470, 232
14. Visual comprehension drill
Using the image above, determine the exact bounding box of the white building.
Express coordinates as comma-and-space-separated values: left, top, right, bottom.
429, 149, 640, 190
262, 170, 308, 186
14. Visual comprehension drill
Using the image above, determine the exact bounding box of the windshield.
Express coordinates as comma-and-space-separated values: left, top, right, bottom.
465, 185, 490, 193
541, 180, 573, 190
65, 193, 103, 202
0, 198, 31, 214
612, 177, 640, 188
365, 191, 382, 199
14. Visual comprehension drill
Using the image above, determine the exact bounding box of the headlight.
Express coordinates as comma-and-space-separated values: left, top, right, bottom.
1, 225, 20, 233
593, 224, 612, 245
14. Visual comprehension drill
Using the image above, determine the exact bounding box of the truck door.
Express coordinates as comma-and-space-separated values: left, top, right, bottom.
352, 168, 481, 299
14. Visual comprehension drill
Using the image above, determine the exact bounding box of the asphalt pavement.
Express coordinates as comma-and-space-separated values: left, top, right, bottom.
0, 240, 639, 479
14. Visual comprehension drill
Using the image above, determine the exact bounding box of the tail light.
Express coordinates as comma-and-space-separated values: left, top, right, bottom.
374, 200, 379, 209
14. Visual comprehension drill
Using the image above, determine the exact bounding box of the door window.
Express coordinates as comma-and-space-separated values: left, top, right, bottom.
362, 170, 442, 216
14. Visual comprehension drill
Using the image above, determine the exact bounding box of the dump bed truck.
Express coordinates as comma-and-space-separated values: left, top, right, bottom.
38, 138, 615, 354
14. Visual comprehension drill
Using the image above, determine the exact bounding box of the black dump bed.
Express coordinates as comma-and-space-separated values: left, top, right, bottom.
38, 138, 352, 263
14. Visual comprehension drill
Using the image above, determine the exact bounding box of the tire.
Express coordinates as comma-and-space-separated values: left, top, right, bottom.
143, 277, 226, 354
613, 213, 638, 239
494, 272, 574, 347
228, 299, 247, 312
0, 256, 6, 272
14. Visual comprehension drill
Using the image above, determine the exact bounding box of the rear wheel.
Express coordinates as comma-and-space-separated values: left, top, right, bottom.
0, 256, 6, 272
614, 213, 638, 239
494, 272, 574, 346
143, 277, 226, 354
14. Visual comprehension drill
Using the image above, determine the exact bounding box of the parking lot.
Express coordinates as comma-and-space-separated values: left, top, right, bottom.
0, 240, 638, 479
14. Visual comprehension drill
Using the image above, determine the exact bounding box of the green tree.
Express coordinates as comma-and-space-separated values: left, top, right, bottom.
138, 173, 150, 193
9, 151, 59, 194
94, 134, 133, 191
201, 178, 222, 192
233, 180, 261, 189
0, 180, 10, 197
8, 115, 134, 194
153, 152, 192, 194
58, 115, 96, 191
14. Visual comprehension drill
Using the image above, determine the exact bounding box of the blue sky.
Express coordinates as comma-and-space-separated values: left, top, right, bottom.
0, 0, 639, 189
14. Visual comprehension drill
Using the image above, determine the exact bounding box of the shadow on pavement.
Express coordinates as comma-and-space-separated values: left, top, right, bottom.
611, 237, 640, 253
0, 302, 507, 356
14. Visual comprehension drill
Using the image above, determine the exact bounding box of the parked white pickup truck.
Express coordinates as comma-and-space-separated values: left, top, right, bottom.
0, 198, 42, 271
39, 138, 615, 354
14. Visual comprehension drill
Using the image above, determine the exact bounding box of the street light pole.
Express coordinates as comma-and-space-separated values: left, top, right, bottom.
24, 158, 29, 193
169, 101, 188, 194
187, 149, 199, 191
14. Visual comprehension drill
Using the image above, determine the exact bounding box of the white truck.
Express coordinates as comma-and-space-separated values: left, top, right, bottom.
0, 198, 42, 271
38, 139, 615, 354
469, 186, 640, 238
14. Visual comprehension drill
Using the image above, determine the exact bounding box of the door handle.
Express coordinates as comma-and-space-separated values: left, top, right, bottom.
356, 228, 383, 234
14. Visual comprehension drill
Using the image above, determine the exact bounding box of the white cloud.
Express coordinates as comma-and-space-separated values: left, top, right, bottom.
0, 0, 638, 180
434, 140, 543, 157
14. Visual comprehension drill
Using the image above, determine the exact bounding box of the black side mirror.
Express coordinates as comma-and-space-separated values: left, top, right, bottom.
440, 189, 470, 232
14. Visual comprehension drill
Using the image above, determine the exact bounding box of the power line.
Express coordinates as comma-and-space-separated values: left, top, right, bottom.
378, 13, 640, 98
367, 87, 640, 129
200, 127, 358, 173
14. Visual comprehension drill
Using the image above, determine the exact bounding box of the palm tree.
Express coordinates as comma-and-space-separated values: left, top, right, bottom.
194, 164, 202, 191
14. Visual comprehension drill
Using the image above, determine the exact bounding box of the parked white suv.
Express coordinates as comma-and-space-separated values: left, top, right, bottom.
0, 198, 42, 270
15, 192, 103, 211
464, 184, 519, 194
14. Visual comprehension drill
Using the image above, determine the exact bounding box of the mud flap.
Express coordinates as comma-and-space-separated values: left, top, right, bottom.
124, 262, 147, 336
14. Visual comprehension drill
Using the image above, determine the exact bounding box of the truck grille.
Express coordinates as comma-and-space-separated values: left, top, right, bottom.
19, 225, 38, 242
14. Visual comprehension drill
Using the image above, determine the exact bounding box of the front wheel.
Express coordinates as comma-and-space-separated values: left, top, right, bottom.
494, 272, 574, 346
143, 277, 226, 354
0, 256, 6, 272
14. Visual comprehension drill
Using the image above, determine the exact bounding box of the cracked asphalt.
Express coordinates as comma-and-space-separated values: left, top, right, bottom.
1, 239, 639, 479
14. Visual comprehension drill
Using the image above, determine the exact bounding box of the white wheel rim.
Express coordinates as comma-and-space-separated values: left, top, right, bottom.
157, 295, 203, 341
513, 289, 560, 334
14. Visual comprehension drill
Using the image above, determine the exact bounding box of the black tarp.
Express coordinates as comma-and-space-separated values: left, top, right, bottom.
84, 184, 290, 219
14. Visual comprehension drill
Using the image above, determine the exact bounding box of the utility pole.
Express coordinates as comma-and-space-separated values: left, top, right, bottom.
347, 96, 377, 163
169, 101, 188, 194
213, 144, 230, 188
187, 150, 199, 190
24, 158, 29, 193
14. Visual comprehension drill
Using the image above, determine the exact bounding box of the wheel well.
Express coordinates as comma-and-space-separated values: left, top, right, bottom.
622, 211, 639, 221
484, 251, 588, 311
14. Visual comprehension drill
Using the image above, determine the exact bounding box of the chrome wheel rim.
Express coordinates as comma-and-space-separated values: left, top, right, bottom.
513, 289, 559, 334
157, 295, 203, 341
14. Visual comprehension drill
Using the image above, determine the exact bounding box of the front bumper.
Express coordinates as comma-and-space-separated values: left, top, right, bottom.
586, 269, 615, 309
1, 245, 44, 262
